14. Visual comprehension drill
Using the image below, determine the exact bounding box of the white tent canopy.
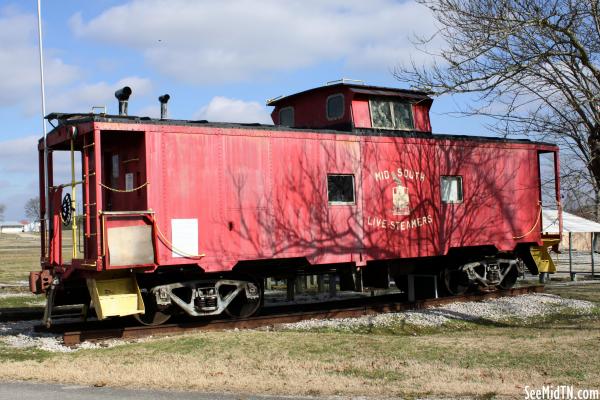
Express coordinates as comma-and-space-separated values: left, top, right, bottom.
542, 209, 600, 234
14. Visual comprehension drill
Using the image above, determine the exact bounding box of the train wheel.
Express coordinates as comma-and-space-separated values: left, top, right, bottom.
498, 264, 518, 290
442, 267, 470, 296
393, 275, 408, 293
134, 290, 171, 326
224, 277, 263, 319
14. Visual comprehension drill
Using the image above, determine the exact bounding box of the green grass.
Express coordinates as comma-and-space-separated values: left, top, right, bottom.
545, 282, 600, 303
0, 343, 51, 363
0, 294, 44, 308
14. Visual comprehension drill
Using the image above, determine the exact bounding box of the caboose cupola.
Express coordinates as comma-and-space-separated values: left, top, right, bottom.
267, 80, 433, 133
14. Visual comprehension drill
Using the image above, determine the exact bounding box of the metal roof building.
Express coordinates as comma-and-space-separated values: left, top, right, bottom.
542, 209, 600, 233
542, 209, 600, 279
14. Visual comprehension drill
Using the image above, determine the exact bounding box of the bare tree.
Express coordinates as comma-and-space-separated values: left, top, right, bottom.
24, 197, 40, 221
0, 204, 5, 222
395, 0, 600, 219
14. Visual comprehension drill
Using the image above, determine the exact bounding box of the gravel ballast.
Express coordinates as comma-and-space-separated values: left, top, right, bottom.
278, 293, 596, 331
0, 320, 132, 352
0, 293, 595, 351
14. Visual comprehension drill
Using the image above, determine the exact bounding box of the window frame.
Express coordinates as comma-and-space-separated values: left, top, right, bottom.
369, 98, 415, 131
326, 93, 345, 121
279, 106, 294, 127
440, 175, 464, 204
327, 173, 356, 206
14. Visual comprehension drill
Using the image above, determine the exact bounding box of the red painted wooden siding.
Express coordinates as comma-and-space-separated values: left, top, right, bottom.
78, 122, 553, 273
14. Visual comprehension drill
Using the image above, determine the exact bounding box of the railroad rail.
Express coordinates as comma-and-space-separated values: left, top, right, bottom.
0, 306, 44, 322
32, 285, 543, 346
0, 305, 81, 322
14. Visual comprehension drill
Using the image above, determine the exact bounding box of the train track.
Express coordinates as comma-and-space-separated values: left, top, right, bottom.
0, 306, 45, 322
0, 305, 82, 322
29, 285, 544, 346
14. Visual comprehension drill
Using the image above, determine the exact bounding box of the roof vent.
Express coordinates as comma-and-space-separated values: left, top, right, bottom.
114, 86, 132, 116
159, 94, 170, 120
326, 78, 365, 86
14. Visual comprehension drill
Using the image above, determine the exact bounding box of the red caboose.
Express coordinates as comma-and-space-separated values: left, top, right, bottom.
30, 81, 561, 325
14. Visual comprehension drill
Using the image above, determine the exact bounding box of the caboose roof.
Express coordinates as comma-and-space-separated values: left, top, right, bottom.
43, 112, 556, 150
266, 82, 433, 106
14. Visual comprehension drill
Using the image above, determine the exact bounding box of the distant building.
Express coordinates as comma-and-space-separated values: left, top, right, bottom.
0, 221, 25, 234
24, 220, 41, 233
542, 209, 600, 251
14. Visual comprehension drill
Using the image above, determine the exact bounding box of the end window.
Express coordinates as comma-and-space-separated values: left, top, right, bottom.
441, 176, 463, 203
326, 94, 344, 120
279, 107, 294, 127
327, 174, 355, 205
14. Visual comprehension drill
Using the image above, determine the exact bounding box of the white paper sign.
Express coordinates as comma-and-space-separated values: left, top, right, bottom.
112, 155, 119, 178
125, 173, 134, 191
171, 219, 198, 258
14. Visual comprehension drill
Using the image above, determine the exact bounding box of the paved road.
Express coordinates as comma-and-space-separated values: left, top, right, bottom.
0, 381, 319, 400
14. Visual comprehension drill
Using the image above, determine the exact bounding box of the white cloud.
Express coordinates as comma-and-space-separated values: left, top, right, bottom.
0, 8, 159, 118
47, 76, 153, 114
0, 9, 80, 112
135, 105, 161, 119
0, 135, 38, 174
0, 135, 82, 221
70, 0, 439, 84
0, 135, 39, 220
194, 96, 272, 124
0, 135, 72, 197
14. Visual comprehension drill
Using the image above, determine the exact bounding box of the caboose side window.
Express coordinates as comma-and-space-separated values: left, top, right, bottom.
441, 176, 463, 203
279, 106, 294, 127
326, 94, 344, 120
327, 174, 355, 205
370, 99, 414, 130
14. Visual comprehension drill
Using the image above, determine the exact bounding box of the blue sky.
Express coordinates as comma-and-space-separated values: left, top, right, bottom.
0, 0, 488, 221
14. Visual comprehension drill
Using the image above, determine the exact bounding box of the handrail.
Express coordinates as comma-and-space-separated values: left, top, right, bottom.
50, 181, 83, 190
100, 210, 155, 216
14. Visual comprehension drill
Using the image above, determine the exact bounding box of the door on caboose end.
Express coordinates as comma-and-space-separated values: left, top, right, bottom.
99, 130, 154, 269
100, 130, 148, 212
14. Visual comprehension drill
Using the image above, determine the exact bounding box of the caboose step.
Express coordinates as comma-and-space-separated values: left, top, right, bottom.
86, 274, 145, 320
530, 238, 560, 275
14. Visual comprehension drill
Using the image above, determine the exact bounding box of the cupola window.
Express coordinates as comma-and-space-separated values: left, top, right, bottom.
279, 107, 294, 127
326, 94, 344, 120
370, 99, 414, 130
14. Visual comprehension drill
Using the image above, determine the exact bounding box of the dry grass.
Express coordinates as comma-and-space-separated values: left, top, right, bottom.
0, 232, 75, 285
0, 233, 45, 307
1, 234, 599, 398
0, 291, 599, 398
0, 233, 40, 284
0, 233, 74, 307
